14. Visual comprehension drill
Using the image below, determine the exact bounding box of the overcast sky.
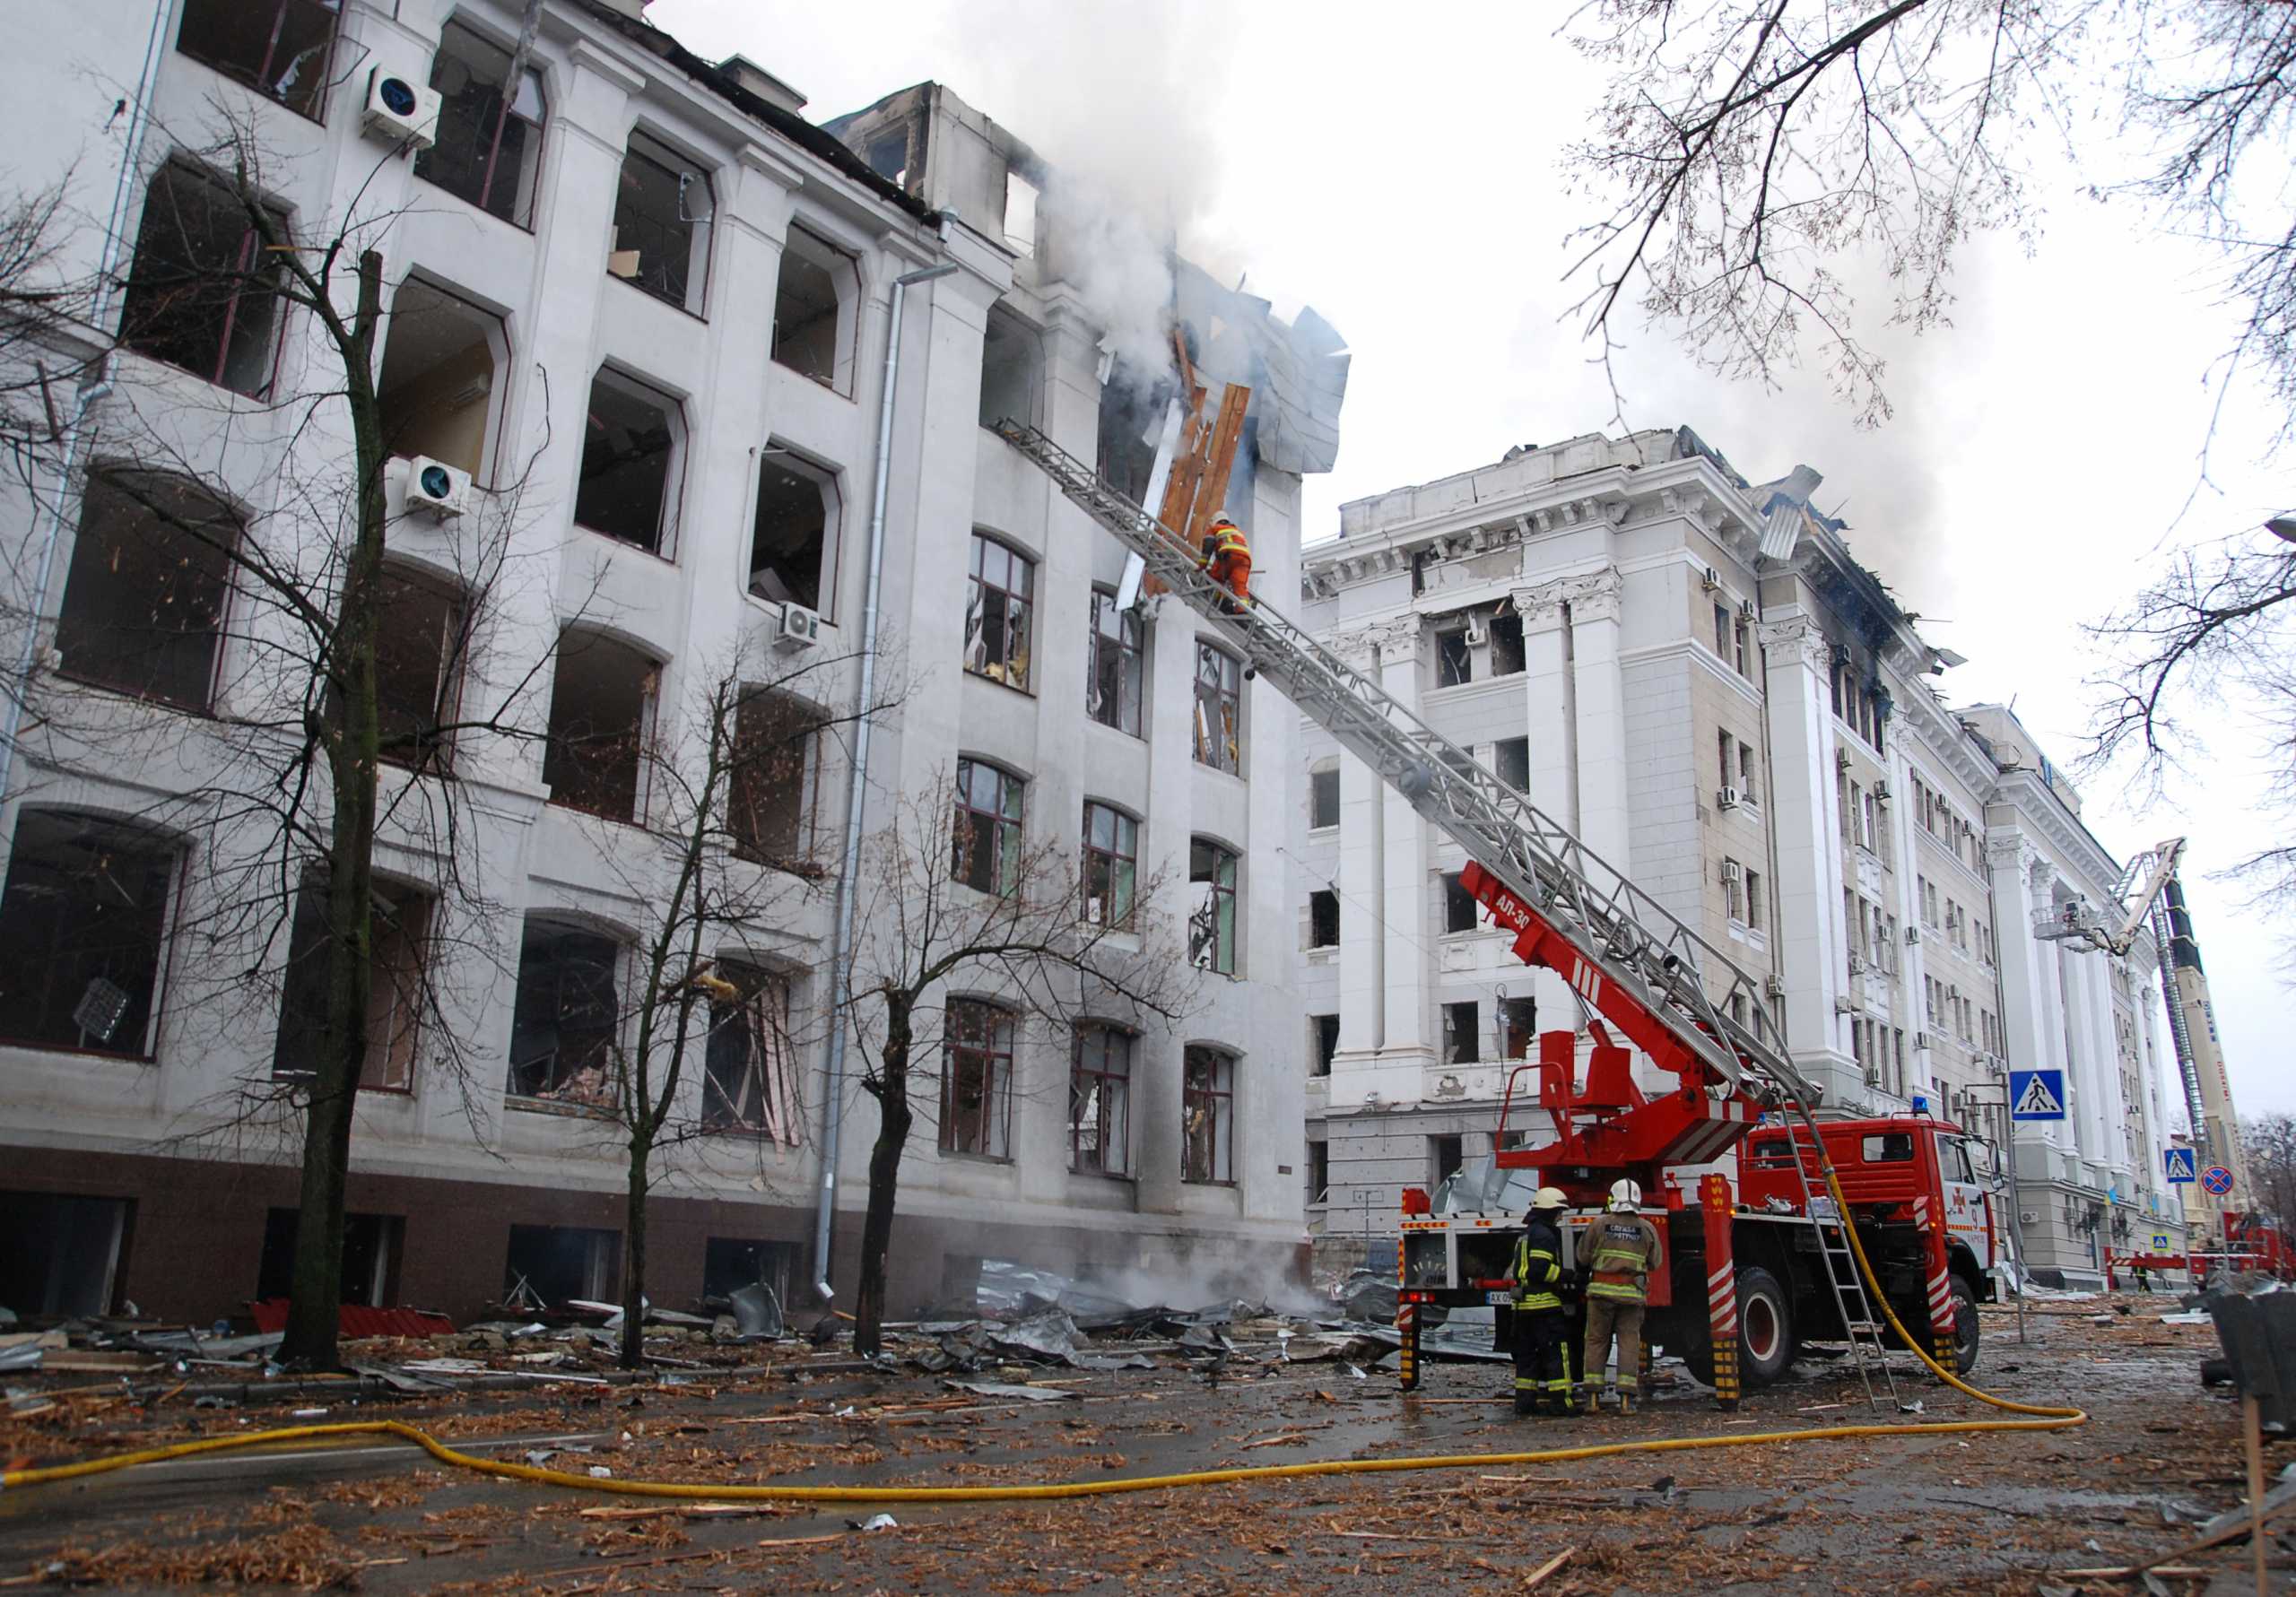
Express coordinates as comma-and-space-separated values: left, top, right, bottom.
656, 0, 2292, 1125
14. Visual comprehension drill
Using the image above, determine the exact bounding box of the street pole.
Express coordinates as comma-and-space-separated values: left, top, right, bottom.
1967, 1087, 2028, 1344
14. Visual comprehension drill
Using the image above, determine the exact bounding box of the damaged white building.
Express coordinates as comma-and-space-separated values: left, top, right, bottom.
1296, 430, 2188, 1288
0, 0, 1346, 1323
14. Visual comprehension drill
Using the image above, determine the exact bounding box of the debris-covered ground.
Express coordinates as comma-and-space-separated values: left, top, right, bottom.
0, 1294, 2278, 1593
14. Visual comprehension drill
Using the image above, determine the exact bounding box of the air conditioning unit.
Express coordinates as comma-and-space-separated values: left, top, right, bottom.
1763, 973, 1786, 998
403, 456, 469, 518
364, 67, 442, 151
1720, 859, 1742, 884
1463, 622, 1488, 647
1716, 785, 1742, 811
1738, 597, 1757, 621
1906, 925, 1922, 945
1700, 566, 1721, 593
1836, 747, 1852, 771
1833, 994, 1857, 1015
1874, 778, 1892, 803
2020, 1210, 2040, 1227
1848, 951, 1866, 975
775, 601, 823, 649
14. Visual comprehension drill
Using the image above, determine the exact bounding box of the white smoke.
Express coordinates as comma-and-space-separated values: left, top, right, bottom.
1043, 170, 1178, 382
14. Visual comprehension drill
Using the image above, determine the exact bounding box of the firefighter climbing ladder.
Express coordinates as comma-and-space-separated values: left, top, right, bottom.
996, 421, 1900, 1405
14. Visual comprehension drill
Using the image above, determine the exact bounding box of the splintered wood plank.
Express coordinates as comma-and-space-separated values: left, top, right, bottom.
1186, 383, 1252, 549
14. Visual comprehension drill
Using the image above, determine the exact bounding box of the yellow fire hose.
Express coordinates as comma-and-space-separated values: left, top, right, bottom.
0, 1170, 2082, 1504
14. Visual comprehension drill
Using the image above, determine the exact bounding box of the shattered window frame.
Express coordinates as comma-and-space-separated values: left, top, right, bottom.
1310, 1012, 1340, 1076
1307, 888, 1339, 950
701, 964, 802, 1142
1495, 736, 1530, 793
119, 161, 291, 397
574, 366, 683, 556
1069, 1022, 1133, 1177
55, 467, 239, 714
1442, 999, 1479, 1064
952, 759, 1024, 898
964, 533, 1035, 691
271, 873, 434, 1093
1489, 611, 1526, 676
174, 0, 339, 123
1309, 765, 1340, 829
1435, 628, 1472, 688
1181, 1046, 1235, 1185
414, 18, 548, 229
1192, 642, 1241, 774
940, 998, 1014, 1161
1187, 838, 1239, 976
1081, 800, 1138, 930
0, 810, 181, 1061
727, 688, 823, 873
1085, 586, 1143, 736
1441, 872, 1478, 935
609, 127, 713, 315
505, 918, 624, 1110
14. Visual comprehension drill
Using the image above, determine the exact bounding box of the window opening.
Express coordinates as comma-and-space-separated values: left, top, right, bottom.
1308, 889, 1339, 949
1096, 359, 1170, 503
964, 535, 1034, 689
610, 130, 710, 312
542, 631, 656, 822
0, 1193, 130, 1315
1086, 586, 1143, 735
120, 162, 288, 395
979, 305, 1044, 429
941, 1000, 1013, 1159
1311, 1013, 1340, 1076
1490, 612, 1526, 675
1495, 736, 1530, 792
864, 130, 909, 187
257, 1209, 398, 1306
1082, 801, 1138, 929
952, 759, 1023, 897
175, 0, 336, 119
1188, 839, 1238, 975
377, 279, 501, 479
771, 228, 851, 390
0, 812, 176, 1057
1070, 1023, 1133, 1176
1442, 1000, 1479, 1063
415, 19, 546, 227
504, 1224, 619, 1306
372, 567, 466, 773
703, 965, 801, 1141
56, 470, 237, 711
1501, 995, 1536, 1059
1181, 1046, 1234, 1183
507, 921, 621, 1106
1431, 1134, 1464, 1185
1002, 170, 1039, 256
1442, 872, 1479, 934
1309, 767, 1340, 829
576, 369, 680, 554
272, 874, 431, 1090
728, 689, 821, 872
703, 1237, 798, 1305
1436, 629, 1471, 688
749, 449, 838, 613
1193, 643, 1241, 773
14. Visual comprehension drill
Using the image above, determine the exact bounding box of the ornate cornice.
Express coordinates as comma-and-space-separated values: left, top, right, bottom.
1514, 567, 1622, 628
1757, 616, 1832, 674
1327, 616, 1421, 669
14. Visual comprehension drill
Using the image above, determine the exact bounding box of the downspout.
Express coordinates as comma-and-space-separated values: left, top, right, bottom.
0, 0, 177, 808
812, 250, 959, 1301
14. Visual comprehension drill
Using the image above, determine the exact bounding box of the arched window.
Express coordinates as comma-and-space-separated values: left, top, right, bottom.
941, 999, 1014, 1159
415, 19, 548, 228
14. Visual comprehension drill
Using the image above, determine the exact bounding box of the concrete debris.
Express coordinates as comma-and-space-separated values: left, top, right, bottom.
942, 1379, 1078, 1402
854, 1514, 899, 1531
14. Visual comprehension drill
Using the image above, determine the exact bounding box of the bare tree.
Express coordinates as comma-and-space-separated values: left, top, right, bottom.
839, 783, 1198, 1355
1561, 2, 2296, 433
2243, 1112, 2296, 1233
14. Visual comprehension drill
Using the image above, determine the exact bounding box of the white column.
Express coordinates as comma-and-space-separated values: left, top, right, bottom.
1758, 617, 1857, 1106
1564, 569, 1631, 869
1375, 623, 1431, 1067
1513, 581, 1580, 1035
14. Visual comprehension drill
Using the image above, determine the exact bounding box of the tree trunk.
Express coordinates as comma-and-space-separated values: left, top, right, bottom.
621, 1142, 649, 1370
853, 996, 913, 1357
278, 248, 387, 1372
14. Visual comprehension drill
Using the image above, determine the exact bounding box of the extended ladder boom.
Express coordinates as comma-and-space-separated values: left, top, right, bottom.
996, 421, 1818, 1113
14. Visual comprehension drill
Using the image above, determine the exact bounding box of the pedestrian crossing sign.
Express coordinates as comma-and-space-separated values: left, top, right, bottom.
2008, 1069, 2067, 1121
2164, 1147, 2196, 1184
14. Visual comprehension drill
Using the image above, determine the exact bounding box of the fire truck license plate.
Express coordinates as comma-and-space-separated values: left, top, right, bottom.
1483, 1290, 1511, 1306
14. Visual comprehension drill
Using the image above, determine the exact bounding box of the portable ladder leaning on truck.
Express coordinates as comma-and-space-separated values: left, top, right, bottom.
994, 421, 1959, 1410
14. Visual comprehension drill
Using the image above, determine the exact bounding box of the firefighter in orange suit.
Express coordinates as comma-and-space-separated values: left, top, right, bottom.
1199, 517, 1252, 609
1579, 1178, 1665, 1414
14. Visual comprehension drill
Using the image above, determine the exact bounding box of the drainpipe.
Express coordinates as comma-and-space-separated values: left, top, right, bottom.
0, 0, 177, 810
812, 255, 959, 1302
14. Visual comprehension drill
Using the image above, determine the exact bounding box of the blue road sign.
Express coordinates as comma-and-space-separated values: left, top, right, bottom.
2009, 1069, 2067, 1121
2165, 1147, 2197, 1184
2203, 1165, 2235, 1197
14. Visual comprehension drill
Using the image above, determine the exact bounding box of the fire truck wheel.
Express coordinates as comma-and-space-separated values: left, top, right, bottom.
1951, 1274, 1981, 1375
1735, 1266, 1796, 1387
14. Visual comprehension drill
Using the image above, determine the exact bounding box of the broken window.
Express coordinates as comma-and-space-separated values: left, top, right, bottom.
1495, 736, 1530, 794
271, 874, 432, 1091
1744, 869, 1764, 932
1308, 889, 1339, 949
1193, 643, 1241, 774
505, 1223, 619, 1307
864, 129, 909, 187
1718, 729, 1735, 793
377, 279, 503, 480
1081, 801, 1137, 929
1490, 612, 1526, 675
175, 0, 337, 119
1181, 1046, 1234, 1184
1002, 169, 1039, 256
1311, 1013, 1340, 1077
1737, 738, 1759, 803
1308, 1139, 1328, 1204
542, 631, 655, 823
1431, 1134, 1464, 1185
704, 1237, 797, 1305
609, 129, 710, 313
0, 1193, 131, 1316
1715, 603, 1734, 660
1501, 995, 1536, 1060
1070, 1023, 1133, 1176
1443, 872, 1479, 934
1309, 766, 1340, 829
1442, 1000, 1480, 1064
1734, 616, 1752, 675
952, 759, 1024, 897
1436, 629, 1472, 688
772, 228, 853, 391
1188, 838, 1238, 976
576, 369, 680, 554
1096, 360, 1168, 503
0, 811, 177, 1057
257, 1209, 399, 1306
371, 566, 467, 773
941, 999, 1013, 1159
55, 469, 238, 712
120, 161, 288, 395
415, 19, 547, 228
702, 965, 801, 1141
749, 448, 839, 613
964, 534, 1034, 689
506, 919, 622, 1106
727, 689, 820, 871
1086, 586, 1143, 735
979, 305, 1044, 430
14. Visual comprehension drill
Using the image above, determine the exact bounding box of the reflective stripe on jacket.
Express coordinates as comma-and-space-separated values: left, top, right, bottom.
1210, 524, 1249, 561
1585, 1212, 1662, 1303
1511, 1219, 1564, 1312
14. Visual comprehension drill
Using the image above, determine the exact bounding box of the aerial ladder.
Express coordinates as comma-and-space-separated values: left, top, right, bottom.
996, 419, 1918, 1407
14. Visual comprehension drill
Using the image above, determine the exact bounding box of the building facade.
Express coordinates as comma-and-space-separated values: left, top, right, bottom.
0, 0, 1337, 1323
1296, 429, 2185, 1287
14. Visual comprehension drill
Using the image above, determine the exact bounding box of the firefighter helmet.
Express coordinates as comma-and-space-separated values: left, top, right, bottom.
1607, 1178, 1643, 1212
1530, 1186, 1569, 1212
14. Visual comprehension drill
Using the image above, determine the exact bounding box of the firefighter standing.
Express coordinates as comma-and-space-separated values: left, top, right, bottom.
1580, 1177, 1664, 1414
1508, 1187, 1576, 1417
1199, 516, 1252, 610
